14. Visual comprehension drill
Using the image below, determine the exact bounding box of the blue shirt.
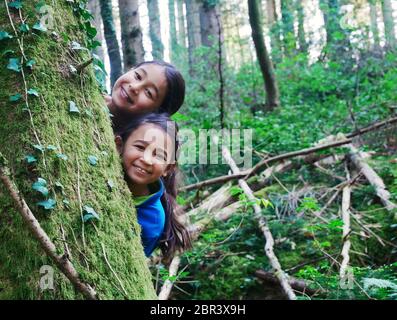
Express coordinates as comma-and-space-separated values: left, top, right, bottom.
135, 180, 166, 257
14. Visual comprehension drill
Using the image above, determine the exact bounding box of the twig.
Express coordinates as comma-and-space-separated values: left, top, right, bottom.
0, 158, 97, 300
158, 255, 181, 300
76, 58, 94, 72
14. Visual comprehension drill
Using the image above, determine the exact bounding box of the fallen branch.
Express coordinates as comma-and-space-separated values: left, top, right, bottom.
158, 255, 181, 300
0, 157, 97, 300
255, 270, 322, 296
340, 165, 352, 282
348, 145, 397, 212
346, 115, 397, 139
219, 142, 297, 300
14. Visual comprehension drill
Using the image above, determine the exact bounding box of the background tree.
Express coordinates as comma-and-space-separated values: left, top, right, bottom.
280, 0, 296, 57
381, 0, 396, 49
147, 0, 164, 60
185, 0, 202, 72
119, 0, 145, 70
99, 0, 122, 87
248, 0, 280, 110
199, 0, 221, 48
369, 0, 381, 49
264, 0, 282, 63
87, 0, 105, 62
169, 0, 179, 63
296, 0, 308, 54
177, 0, 187, 48
0, 0, 155, 299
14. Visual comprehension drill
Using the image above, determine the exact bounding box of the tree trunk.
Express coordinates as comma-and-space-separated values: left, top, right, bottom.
118, 0, 145, 71
199, 1, 220, 48
87, 0, 105, 62
147, 0, 164, 60
369, 0, 381, 49
169, 0, 178, 63
185, 0, 201, 72
381, 0, 396, 49
0, 0, 155, 299
296, 0, 308, 54
99, 0, 123, 87
248, 0, 280, 110
280, 0, 296, 57
177, 0, 187, 48
265, 0, 282, 62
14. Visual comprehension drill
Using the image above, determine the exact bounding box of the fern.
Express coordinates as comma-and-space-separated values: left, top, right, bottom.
363, 278, 397, 291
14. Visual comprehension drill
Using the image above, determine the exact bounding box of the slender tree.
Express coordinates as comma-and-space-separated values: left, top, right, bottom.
169, 0, 178, 63
248, 0, 280, 110
296, 0, 308, 54
99, 0, 122, 87
369, 0, 381, 49
147, 0, 164, 60
0, 0, 156, 299
199, 0, 221, 48
87, 0, 105, 62
265, 0, 282, 62
177, 0, 187, 48
185, 0, 201, 71
280, 0, 296, 57
381, 0, 396, 49
118, 0, 145, 70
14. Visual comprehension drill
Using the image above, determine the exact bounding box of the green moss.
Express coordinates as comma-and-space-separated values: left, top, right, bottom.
0, 1, 156, 299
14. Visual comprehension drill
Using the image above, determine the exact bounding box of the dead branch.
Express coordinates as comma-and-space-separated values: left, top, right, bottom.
340, 165, 352, 281
219, 141, 297, 300
346, 115, 397, 139
158, 255, 181, 300
0, 158, 97, 300
348, 145, 397, 212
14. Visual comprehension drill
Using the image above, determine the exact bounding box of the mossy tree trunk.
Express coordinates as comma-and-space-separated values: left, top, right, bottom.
99, 0, 122, 87
199, 0, 220, 48
0, 0, 156, 300
118, 0, 145, 70
87, 0, 105, 62
248, 0, 280, 111
147, 0, 164, 60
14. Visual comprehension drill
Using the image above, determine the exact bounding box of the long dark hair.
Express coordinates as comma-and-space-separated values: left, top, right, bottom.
133, 61, 185, 115
117, 113, 192, 259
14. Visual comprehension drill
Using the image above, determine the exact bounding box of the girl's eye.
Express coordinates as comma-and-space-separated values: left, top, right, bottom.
134, 72, 142, 81
134, 145, 145, 151
145, 88, 153, 99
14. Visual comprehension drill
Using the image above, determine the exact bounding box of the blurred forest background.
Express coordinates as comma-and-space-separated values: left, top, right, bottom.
92, 0, 397, 300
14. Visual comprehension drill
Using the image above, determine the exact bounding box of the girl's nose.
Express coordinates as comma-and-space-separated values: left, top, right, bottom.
141, 149, 153, 165
128, 83, 140, 96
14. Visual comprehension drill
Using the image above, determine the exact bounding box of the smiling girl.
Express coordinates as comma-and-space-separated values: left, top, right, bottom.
115, 113, 191, 258
106, 61, 185, 132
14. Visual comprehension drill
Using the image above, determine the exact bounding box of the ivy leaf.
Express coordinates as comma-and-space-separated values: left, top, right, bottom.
27, 88, 39, 97
8, 1, 23, 9
171, 112, 189, 122
68, 101, 80, 113
9, 93, 22, 102
71, 41, 88, 51
33, 144, 45, 152
56, 153, 68, 161
26, 59, 36, 69
2, 49, 15, 57
32, 21, 47, 32
62, 199, 70, 209
7, 58, 21, 72
24, 155, 37, 164
88, 155, 98, 166
83, 205, 100, 222
32, 178, 49, 197
46, 145, 57, 151
0, 31, 13, 40
19, 23, 29, 33
37, 198, 56, 210
107, 179, 114, 191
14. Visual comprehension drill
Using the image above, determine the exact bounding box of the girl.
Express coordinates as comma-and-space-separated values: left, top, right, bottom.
106, 61, 186, 132
115, 113, 191, 258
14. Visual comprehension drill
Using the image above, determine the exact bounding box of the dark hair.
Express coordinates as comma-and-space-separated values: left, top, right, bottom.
133, 61, 185, 115
118, 113, 192, 259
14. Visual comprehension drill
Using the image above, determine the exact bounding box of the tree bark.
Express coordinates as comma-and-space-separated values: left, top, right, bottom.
147, 0, 164, 60
0, 0, 155, 299
177, 0, 187, 48
248, 0, 280, 110
87, 0, 105, 62
199, 1, 220, 48
296, 0, 308, 54
169, 0, 178, 63
99, 0, 123, 87
369, 0, 381, 49
185, 0, 201, 72
280, 0, 296, 56
381, 0, 397, 49
118, 0, 145, 70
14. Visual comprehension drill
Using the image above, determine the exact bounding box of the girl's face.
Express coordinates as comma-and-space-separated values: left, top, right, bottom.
112, 64, 168, 115
118, 124, 174, 186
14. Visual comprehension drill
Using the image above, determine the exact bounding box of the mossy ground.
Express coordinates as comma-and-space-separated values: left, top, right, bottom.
0, 1, 156, 299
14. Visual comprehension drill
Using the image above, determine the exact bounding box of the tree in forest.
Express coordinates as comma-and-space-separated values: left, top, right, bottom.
177, 0, 187, 48
248, 0, 280, 110
185, 0, 201, 72
87, 0, 105, 62
369, 0, 381, 49
119, 0, 145, 70
280, 0, 296, 57
0, 0, 155, 299
296, 0, 308, 54
169, 0, 178, 63
381, 0, 396, 49
147, 0, 164, 60
199, 0, 221, 48
99, 0, 122, 87
264, 0, 282, 63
